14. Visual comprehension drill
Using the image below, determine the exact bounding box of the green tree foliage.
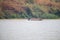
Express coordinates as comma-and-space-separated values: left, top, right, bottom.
40, 13, 59, 19
26, 0, 34, 4
54, 10, 60, 17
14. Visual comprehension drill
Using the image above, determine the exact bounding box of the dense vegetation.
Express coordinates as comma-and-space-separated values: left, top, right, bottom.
0, 0, 60, 19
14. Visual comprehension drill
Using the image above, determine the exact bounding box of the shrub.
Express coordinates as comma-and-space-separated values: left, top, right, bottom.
40, 13, 59, 19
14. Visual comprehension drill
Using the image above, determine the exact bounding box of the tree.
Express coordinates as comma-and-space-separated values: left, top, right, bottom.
26, 0, 34, 4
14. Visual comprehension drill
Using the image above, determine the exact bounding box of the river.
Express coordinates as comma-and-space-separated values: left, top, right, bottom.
0, 19, 60, 40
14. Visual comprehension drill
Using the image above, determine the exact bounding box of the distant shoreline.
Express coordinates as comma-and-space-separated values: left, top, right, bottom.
0, 19, 60, 20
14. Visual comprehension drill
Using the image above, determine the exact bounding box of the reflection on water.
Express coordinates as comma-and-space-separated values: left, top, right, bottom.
0, 20, 60, 40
